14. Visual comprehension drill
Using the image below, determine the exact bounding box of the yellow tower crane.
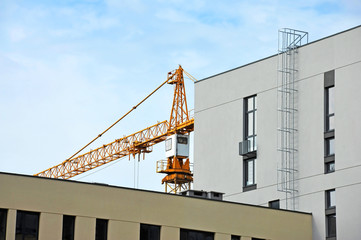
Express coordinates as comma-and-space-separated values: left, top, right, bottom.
34, 66, 196, 194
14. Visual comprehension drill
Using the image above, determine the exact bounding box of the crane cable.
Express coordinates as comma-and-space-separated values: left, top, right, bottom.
183, 69, 197, 82
66, 72, 176, 161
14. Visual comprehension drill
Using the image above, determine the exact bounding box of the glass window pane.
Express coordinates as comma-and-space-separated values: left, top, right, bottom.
16, 211, 39, 240
96, 219, 108, 240
326, 162, 335, 173
165, 138, 172, 151
327, 138, 335, 156
247, 97, 254, 111
180, 229, 214, 240
140, 224, 160, 240
248, 112, 254, 136
62, 216, 75, 240
330, 191, 336, 207
328, 87, 334, 114
177, 136, 188, 145
327, 214, 336, 237
328, 115, 335, 131
247, 137, 254, 152
269, 200, 280, 209
247, 160, 254, 185
254, 111, 257, 135
253, 136, 257, 151
0, 209, 7, 240
327, 190, 336, 208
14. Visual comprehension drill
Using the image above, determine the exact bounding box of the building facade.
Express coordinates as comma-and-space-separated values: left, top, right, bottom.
193, 25, 361, 240
0, 172, 311, 240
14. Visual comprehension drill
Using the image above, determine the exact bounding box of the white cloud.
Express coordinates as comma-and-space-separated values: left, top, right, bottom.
0, 0, 360, 190
155, 8, 196, 23
8, 27, 26, 42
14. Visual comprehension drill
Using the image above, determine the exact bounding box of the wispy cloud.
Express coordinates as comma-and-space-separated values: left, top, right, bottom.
0, 0, 360, 190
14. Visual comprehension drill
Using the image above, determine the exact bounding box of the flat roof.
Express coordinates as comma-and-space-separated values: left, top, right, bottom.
0, 171, 311, 215
196, 24, 361, 83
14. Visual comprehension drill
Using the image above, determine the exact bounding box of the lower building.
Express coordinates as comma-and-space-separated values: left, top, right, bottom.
0, 172, 311, 240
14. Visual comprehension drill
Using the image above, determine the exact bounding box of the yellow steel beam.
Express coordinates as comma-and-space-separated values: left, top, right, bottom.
35, 118, 194, 179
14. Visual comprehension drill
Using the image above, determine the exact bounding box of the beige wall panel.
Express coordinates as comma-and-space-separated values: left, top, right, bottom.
215, 233, 230, 240
240, 237, 251, 240
161, 226, 179, 240
108, 220, 139, 240
5, 209, 16, 240
0, 173, 312, 240
74, 216, 95, 240
39, 212, 62, 240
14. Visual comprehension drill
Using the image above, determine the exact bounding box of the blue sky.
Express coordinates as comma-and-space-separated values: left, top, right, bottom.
1, 0, 360, 191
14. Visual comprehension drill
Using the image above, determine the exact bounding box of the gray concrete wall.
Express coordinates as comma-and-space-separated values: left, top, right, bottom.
194, 25, 361, 240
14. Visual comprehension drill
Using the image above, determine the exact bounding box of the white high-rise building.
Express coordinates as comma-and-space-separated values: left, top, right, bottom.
194, 25, 361, 240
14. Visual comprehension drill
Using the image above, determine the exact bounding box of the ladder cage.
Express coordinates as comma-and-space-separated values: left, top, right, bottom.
277, 28, 308, 210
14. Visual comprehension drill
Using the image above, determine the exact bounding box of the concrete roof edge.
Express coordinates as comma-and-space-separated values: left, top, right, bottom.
196, 24, 361, 84
0, 171, 311, 216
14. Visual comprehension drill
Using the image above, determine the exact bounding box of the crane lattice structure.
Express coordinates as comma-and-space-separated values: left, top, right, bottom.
35, 66, 195, 194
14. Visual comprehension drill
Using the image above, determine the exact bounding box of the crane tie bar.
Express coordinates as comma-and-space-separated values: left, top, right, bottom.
66, 72, 177, 161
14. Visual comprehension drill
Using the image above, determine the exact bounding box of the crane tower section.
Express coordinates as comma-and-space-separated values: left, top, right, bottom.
156, 66, 193, 194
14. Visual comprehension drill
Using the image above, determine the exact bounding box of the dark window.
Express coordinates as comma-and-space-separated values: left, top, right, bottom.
140, 224, 160, 240
180, 229, 214, 240
268, 199, 280, 209
244, 158, 256, 187
325, 162, 335, 173
96, 219, 108, 240
16, 210, 39, 240
0, 209, 7, 240
231, 235, 240, 240
252, 238, 265, 240
326, 214, 337, 238
177, 136, 188, 144
325, 189, 336, 238
244, 95, 257, 152
62, 215, 75, 240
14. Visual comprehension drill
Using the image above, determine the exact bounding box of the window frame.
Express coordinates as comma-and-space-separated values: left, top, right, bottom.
243, 158, 257, 191
16, 210, 40, 240
325, 86, 335, 132
244, 95, 257, 152
326, 214, 337, 239
325, 137, 335, 157
62, 215, 75, 240
325, 189, 336, 239
177, 136, 188, 145
326, 189, 336, 210
268, 199, 280, 209
140, 223, 160, 240
324, 70, 335, 174
165, 138, 172, 151
95, 219, 108, 240
180, 228, 214, 240
0, 209, 7, 240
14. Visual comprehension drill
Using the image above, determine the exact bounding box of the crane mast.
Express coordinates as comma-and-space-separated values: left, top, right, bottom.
35, 66, 194, 193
